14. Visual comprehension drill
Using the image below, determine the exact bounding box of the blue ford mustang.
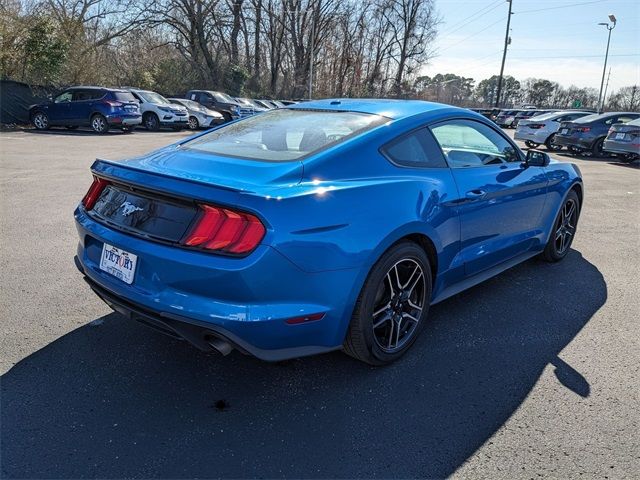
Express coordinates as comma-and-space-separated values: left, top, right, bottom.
74, 99, 583, 365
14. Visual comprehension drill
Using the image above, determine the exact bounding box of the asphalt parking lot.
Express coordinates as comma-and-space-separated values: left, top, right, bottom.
1, 128, 638, 479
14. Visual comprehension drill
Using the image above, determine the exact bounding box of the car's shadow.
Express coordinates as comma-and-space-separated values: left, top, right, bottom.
22, 128, 129, 136
1, 250, 606, 479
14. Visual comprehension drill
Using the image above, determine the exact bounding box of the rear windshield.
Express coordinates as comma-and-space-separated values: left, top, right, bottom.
528, 111, 560, 121
112, 91, 137, 102
575, 114, 604, 123
184, 109, 388, 161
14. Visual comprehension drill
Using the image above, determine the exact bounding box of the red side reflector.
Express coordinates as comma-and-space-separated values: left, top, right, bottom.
82, 177, 110, 210
183, 204, 265, 255
285, 313, 325, 325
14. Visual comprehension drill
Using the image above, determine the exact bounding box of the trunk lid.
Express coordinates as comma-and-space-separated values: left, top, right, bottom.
115, 146, 304, 193
557, 121, 576, 136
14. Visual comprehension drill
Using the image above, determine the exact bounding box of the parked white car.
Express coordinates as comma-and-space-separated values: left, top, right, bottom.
129, 89, 189, 131
514, 110, 593, 151
168, 98, 225, 130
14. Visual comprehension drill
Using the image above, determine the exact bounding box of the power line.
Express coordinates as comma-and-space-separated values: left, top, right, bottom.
514, 0, 610, 15
439, 16, 507, 54
509, 53, 639, 59
439, 0, 504, 38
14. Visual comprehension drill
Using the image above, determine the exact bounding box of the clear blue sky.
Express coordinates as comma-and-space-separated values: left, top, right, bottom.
423, 0, 639, 92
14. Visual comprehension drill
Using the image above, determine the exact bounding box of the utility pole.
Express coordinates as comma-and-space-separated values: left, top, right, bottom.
494, 0, 513, 108
597, 15, 616, 113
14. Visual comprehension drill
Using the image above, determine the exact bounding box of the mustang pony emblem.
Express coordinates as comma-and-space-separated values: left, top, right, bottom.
120, 201, 144, 216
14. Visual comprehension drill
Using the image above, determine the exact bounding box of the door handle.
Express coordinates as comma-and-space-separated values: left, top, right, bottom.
466, 189, 487, 198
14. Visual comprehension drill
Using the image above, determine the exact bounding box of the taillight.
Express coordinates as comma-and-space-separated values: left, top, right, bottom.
576, 126, 591, 133
82, 177, 110, 210
183, 204, 265, 254
104, 100, 123, 107
529, 123, 545, 129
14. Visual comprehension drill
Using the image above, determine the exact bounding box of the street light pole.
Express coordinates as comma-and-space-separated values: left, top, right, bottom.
494, 0, 513, 108
597, 14, 616, 113
309, 18, 315, 100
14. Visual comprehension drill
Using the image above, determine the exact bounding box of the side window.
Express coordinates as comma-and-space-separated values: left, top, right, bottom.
131, 92, 143, 103
430, 119, 520, 168
54, 91, 72, 103
381, 128, 447, 168
72, 90, 96, 101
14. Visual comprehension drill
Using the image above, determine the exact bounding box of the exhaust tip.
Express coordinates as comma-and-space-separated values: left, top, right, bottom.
207, 335, 234, 356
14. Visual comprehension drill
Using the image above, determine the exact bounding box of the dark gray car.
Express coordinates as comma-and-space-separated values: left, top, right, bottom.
603, 117, 640, 161
553, 112, 640, 156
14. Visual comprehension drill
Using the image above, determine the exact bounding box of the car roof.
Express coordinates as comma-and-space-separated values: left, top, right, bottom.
286, 98, 452, 120
575, 111, 640, 122
66, 86, 107, 90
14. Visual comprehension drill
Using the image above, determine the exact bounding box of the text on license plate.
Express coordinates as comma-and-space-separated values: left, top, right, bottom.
560, 128, 568, 134
615, 132, 626, 139
99, 243, 138, 284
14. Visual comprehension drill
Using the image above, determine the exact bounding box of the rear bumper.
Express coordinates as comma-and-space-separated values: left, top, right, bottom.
553, 135, 593, 149
514, 129, 549, 143
74, 207, 358, 360
603, 139, 640, 156
77, 265, 339, 361
106, 114, 142, 126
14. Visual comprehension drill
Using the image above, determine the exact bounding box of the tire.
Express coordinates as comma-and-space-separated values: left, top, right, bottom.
188, 116, 199, 130
343, 241, 432, 365
525, 141, 540, 149
545, 133, 562, 151
591, 137, 606, 157
143, 112, 160, 131
32, 112, 50, 130
541, 190, 580, 263
90, 114, 109, 134
65, 125, 79, 130
222, 112, 233, 123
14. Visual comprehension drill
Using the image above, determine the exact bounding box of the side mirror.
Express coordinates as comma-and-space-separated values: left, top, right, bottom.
524, 149, 550, 167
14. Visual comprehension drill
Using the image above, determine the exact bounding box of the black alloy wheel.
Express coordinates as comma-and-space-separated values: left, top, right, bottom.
144, 112, 160, 131
344, 241, 432, 365
541, 190, 580, 262
591, 137, 606, 157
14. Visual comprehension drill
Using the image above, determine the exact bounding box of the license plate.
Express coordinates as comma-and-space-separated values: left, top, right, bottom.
99, 243, 138, 284
615, 132, 626, 139
560, 128, 568, 135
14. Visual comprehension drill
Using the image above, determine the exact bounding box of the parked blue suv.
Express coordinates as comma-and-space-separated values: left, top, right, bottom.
30, 86, 142, 133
